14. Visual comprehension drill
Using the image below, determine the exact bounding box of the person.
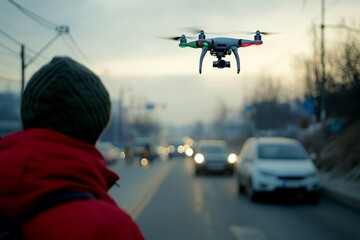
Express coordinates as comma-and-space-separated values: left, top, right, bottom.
124, 143, 134, 164
0, 56, 145, 240
141, 144, 154, 163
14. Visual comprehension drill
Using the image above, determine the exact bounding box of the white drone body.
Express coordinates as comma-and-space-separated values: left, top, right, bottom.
178, 30, 263, 74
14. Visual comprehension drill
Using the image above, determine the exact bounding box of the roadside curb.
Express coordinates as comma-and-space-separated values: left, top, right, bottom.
319, 174, 360, 211
320, 187, 360, 211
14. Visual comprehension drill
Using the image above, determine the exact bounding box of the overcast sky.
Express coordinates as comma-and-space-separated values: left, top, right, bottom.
0, 0, 359, 126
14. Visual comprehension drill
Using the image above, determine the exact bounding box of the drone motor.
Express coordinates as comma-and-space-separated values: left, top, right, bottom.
180, 35, 187, 44
198, 30, 206, 40
254, 32, 262, 41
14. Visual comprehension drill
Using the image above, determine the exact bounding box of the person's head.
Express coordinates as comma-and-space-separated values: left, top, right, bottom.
21, 56, 111, 145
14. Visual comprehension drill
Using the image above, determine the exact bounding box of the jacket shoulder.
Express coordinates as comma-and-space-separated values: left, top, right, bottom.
23, 198, 145, 240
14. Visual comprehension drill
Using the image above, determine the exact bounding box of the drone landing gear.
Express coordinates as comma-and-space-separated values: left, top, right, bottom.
231, 47, 240, 74
211, 49, 240, 74
198, 47, 241, 74
199, 47, 208, 74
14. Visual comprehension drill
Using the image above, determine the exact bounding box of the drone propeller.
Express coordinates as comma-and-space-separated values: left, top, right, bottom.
180, 28, 281, 38
238, 31, 280, 35
158, 36, 182, 41
157, 36, 195, 41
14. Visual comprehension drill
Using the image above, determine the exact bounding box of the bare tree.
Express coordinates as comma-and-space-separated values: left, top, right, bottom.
212, 97, 227, 139
251, 75, 284, 103
296, 21, 360, 123
328, 27, 360, 89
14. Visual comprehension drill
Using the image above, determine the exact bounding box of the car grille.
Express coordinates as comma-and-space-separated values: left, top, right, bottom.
206, 159, 226, 163
277, 176, 305, 180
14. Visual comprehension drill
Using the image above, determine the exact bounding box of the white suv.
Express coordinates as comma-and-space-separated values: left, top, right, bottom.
236, 137, 319, 203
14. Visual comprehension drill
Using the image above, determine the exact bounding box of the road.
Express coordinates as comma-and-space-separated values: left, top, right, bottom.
108, 157, 360, 240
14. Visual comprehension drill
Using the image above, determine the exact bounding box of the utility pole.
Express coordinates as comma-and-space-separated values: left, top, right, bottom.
116, 86, 133, 145
317, 0, 326, 162
20, 25, 69, 95
21, 44, 25, 94
114, 86, 125, 145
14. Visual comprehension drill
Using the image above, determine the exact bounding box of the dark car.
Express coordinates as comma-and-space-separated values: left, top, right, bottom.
193, 140, 237, 175
168, 140, 186, 159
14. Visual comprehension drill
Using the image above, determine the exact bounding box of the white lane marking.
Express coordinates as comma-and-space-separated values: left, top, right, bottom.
229, 225, 267, 240
127, 160, 175, 220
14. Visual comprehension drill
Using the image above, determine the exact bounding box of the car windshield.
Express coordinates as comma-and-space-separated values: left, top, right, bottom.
200, 145, 228, 153
258, 143, 308, 160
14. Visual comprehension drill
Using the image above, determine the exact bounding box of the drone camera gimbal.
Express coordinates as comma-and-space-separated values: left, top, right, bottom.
213, 59, 230, 69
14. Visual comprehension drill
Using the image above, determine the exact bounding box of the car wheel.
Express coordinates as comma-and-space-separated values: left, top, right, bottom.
246, 180, 259, 202
238, 182, 245, 194
195, 168, 201, 176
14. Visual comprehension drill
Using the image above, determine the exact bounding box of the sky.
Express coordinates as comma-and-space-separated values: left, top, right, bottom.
0, 0, 359, 126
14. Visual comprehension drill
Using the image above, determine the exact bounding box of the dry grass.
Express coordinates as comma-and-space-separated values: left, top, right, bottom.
318, 120, 360, 179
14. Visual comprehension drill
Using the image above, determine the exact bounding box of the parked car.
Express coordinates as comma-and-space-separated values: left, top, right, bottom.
236, 137, 319, 203
193, 140, 237, 175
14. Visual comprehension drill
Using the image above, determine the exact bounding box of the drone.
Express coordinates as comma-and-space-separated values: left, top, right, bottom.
164, 29, 266, 74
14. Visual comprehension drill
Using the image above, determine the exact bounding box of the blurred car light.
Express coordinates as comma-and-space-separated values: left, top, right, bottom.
227, 153, 237, 164
185, 148, 194, 157
194, 153, 205, 164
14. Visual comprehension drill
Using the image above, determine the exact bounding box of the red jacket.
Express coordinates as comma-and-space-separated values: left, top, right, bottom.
0, 128, 145, 240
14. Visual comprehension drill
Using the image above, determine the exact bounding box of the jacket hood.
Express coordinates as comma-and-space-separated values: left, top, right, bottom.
0, 128, 119, 217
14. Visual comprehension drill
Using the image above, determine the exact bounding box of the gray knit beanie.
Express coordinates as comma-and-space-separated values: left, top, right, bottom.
21, 56, 111, 145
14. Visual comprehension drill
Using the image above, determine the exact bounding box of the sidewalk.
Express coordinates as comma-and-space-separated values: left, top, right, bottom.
319, 171, 360, 210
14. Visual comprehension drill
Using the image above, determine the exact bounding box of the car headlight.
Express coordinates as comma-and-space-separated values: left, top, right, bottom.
177, 145, 185, 153
108, 149, 116, 159
169, 145, 175, 153
227, 153, 237, 164
194, 153, 205, 164
185, 148, 194, 157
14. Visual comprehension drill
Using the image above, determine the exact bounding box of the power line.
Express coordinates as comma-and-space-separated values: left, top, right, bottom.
24, 47, 50, 62
6, 1, 92, 64
59, 31, 92, 64
5, 0, 94, 94
66, 33, 91, 63
0, 28, 22, 46
0, 41, 18, 55
0, 38, 48, 63
0, 42, 46, 67
25, 32, 61, 67
61, 34, 81, 59
0, 28, 49, 61
7, 0, 58, 30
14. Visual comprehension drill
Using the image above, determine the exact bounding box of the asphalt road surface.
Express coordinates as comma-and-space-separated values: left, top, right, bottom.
109, 157, 360, 240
